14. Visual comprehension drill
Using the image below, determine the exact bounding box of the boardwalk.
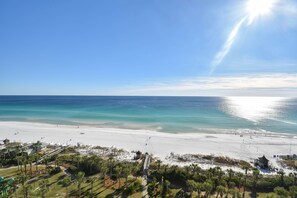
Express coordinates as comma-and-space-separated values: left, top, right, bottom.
38, 146, 67, 163
143, 153, 150, 177
142, 153, 150, 198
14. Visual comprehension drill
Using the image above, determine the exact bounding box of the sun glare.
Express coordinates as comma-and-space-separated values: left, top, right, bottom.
222, 97, 285, 122
246, 0, 278, 24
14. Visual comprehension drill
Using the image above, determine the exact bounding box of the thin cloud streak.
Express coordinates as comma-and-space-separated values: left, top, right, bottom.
210, 17, 247, 73
121, 74, 297, 96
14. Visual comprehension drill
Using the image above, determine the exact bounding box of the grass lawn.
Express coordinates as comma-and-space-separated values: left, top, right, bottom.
257, 192, 276, 198
1, 166, 144, 197
0, 166, 20, 178
2, 168, 275, 198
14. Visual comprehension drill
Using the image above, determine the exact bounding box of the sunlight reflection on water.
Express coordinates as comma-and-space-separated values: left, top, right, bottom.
222, 97, 287, 122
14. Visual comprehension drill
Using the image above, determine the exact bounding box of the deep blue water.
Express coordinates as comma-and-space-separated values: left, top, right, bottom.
0, 96, 296, 134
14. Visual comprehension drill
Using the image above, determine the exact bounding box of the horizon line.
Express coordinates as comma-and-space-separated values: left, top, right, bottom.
0, 94, 294, 98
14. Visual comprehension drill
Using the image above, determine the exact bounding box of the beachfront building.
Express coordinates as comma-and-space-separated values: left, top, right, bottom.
279, 154, 297, 160
134, 151, 142, 160
255, 155, 269, 169
2, 139, 10, 145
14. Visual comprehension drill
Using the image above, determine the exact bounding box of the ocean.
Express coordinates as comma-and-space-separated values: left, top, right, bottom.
0, 96, 296, 134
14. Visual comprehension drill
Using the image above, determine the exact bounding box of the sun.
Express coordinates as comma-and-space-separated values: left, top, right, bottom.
246, 0, 278, 24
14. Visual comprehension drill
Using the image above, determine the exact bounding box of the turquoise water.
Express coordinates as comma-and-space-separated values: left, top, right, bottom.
0, 96, 296, 134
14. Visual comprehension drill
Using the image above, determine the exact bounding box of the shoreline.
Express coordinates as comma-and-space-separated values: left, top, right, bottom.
0, 120, 297, 139
1, 119, 296, 137
1, 121, 296, 167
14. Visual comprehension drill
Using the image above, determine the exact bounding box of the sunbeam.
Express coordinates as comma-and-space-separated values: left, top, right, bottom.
247, 0, 278, 24
211, 0, 279, 73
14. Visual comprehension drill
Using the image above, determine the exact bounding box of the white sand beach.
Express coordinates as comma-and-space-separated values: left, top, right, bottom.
0, 121, 296, 166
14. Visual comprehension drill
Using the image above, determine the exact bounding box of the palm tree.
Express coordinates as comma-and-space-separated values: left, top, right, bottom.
216, 185, 226, 198
161, 179, 170, 198
229, 188, 240, 198
203, 181, 213, 198
39, 179, 49, 198
235, 173, 244, 191
16, 156, 22, 171
161, 164, 169, 175
56, 155, 65, 167
196, 182, 203, 198
61, 176, 71, 198
289, 172, 297, 186
130, 162, 139, 177
252, 168, 260, 198
10, 179, 18, 198
241, 165, 250, 198
227, 168, 234, 183
289, 186, 297, 198
76, 171, 85, 198
17, 174, 28, 198
88, 177, 97, 198
148, 178, 159, 197
227, 181, 236, 197
156, 160, 162, 170
274, 187, 289, 198
52, 155, 58, 167
122, 164, 130, 183
23, 184, 31, 198
100, 162, 108, 186
277, 169, 285, 187
186, 180, 196, 197
28, 155, 34, 175
108, 157, 114, 176
73, 154, 82, 169
33, 154, 40, 172
43, 156, 49, 168
216, 167, 224, 181
114, 165, 122, 188
22, 156, 28, 175
88, 156, 98, 174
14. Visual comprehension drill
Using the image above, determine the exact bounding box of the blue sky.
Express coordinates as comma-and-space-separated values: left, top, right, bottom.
0, 0, 296, 96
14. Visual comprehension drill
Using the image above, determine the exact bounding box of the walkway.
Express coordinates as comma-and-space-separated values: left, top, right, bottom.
142, 153, 150, 198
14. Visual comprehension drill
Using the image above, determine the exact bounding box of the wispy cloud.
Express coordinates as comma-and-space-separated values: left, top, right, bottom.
216, 59, 297, 72
210, 17, 247, 73
119, 74, 297, 96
